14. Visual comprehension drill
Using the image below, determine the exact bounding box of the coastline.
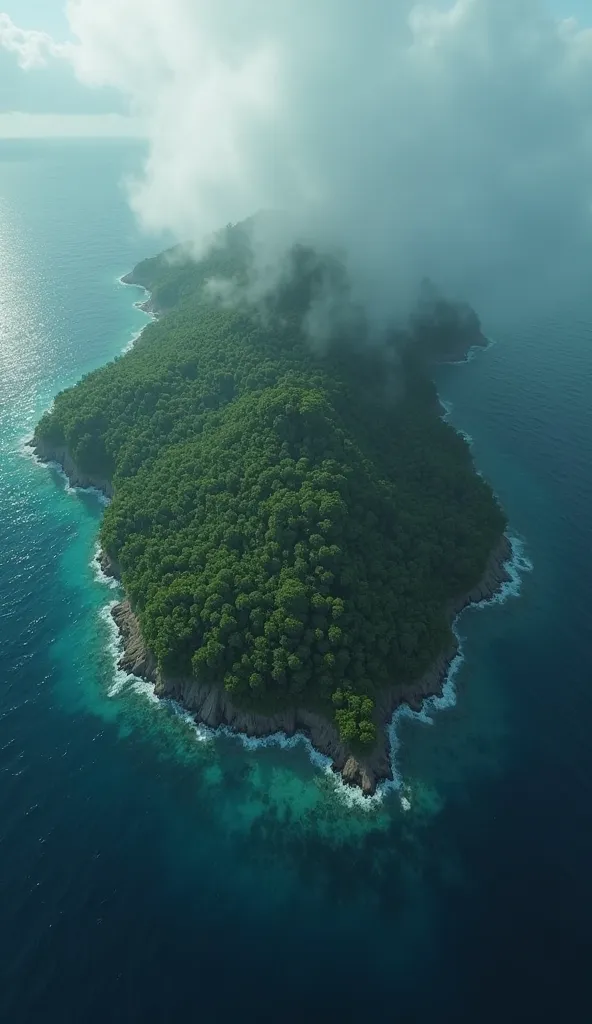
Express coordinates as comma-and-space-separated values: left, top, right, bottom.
31, 433, 513, 796
30, 280, 518, 797
119, 272, 161, 321
108, 533, 512, 796
438, 329, 487, 366
31, 440, 114, 499
118, 272, 160, 352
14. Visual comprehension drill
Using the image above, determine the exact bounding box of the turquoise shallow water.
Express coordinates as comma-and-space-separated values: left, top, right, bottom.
1, 139, 591, 1022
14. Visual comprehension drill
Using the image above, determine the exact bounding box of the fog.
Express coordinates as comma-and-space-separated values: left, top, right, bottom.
61, 1, 592, 319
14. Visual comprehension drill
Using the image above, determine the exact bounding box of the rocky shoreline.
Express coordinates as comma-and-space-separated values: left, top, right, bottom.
105, 535, 512, 796
436, 328, 490, 364
33, 426, 511, 795
120, 272, 160, 320
32, 439, 114, 498
31, 290, 511, 796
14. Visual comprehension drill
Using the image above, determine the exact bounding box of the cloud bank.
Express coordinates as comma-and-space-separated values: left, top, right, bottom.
0, 12, 65, 68
17, 1, 592, 314
0, 13, 125, 117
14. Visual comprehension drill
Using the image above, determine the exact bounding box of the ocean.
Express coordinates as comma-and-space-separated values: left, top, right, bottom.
0, 138, 590, 1023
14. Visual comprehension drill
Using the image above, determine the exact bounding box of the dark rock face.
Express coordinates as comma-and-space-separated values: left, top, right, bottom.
108, 535, 512, 796
112, 600, 156, 680
32, 438, 114, 499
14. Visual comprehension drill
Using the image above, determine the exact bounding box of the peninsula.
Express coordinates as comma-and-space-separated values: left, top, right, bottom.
33, 221, 508, 793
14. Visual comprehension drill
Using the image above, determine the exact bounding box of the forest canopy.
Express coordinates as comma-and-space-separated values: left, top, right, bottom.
35, 222, 505, 748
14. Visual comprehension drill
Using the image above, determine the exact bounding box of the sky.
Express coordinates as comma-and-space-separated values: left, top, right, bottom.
1, 1, 68, 35
0, 4, 130, 137
3, 0, 590, 31
0, 1, 588, 137
0, 1, 589, 135
2, 0, 592, 318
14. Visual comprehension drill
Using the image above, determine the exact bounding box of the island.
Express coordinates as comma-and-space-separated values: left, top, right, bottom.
33, 220, 509, 794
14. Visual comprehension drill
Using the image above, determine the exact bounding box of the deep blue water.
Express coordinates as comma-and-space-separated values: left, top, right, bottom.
1, 139, 591, 1023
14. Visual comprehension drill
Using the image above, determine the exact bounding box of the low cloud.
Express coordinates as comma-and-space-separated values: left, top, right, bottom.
0, 13, 65, 69
0, 13, 124, 117
12, 1, 592, 317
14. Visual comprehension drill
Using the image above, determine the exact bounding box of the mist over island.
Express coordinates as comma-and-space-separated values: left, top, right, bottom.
33, 220, 509, 792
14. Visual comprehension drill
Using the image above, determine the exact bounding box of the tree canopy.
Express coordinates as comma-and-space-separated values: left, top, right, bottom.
35, 223, 506, 748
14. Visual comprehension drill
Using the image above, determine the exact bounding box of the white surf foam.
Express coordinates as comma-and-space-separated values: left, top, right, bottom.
130, 679, 161, 705
99, 528, 532, 813
122, 326, 145, 354
117, 273, 144, 292
169, 706, 212, 744
93, 299, 526, 812
210, 724, 383, 811
24, 440, 111, 506
98, 608, 213, 731
19, 437, 39, 461
385, 530, 533, 809
378, 359, 531, 810
98, 601, 162, 704
98, 602, 136, 697
440, 396, 475, 447
64, 479, 110, 505
446, 335, 497, 366
91, 542, 118, 590
118, 273, 157, 353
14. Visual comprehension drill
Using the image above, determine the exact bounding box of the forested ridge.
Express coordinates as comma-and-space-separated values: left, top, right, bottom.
35, 223, 505, 747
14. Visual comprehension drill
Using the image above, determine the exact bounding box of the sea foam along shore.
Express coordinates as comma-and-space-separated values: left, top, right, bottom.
96, 534, 530, 812
97, 325, 521, 799
29, 279, 532, 803
31, 427, 524, 796
388, 531, 532, 810
28, 421, 520, 801
86, 516, 516, 800
118, 273, 158, 352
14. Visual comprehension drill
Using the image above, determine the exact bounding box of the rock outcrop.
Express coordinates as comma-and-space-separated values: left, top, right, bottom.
31, 438, 113, 498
